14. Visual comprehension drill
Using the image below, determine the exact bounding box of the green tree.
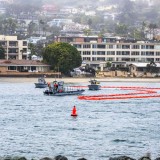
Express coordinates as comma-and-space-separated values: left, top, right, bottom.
106, 61, 111, 68
43, 42, 82, 75
115, 23, 128, 35
27, 21, 37, 35
2, 18, 17, 35
83, 28, 91, 36
0, 46, 5, 59
28, 43, 36, 59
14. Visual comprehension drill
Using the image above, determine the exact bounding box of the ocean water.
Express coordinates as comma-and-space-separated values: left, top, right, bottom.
0, 81, 160, 160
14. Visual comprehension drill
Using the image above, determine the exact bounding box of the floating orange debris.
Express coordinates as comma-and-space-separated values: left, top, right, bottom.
76, 86, 160, 101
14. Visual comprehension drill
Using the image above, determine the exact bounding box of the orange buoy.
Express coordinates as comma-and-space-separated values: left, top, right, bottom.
71, 106, 78, 116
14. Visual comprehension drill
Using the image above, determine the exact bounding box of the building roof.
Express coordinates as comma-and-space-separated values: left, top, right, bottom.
0, 60, 50, 66
129, 62, 160, 67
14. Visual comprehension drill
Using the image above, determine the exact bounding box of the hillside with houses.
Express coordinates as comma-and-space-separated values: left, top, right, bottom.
0, 0, 160, 77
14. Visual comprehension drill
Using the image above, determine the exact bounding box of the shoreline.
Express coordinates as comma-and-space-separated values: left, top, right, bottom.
0, 77, 160, 83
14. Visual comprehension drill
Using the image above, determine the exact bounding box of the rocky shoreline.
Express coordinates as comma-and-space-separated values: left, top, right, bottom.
0, 155, 160, 160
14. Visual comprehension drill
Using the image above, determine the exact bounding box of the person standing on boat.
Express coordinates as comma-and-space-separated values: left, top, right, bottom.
54, 82, 58, 91
47, 82, 52, 91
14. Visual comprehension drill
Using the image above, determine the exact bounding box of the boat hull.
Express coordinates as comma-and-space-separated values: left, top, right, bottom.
44, 89, 85, 96
88, 84, 101, 90
35, 83, 48, 88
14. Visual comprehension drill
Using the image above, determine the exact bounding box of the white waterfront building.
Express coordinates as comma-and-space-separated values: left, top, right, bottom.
58, 36, 160, 70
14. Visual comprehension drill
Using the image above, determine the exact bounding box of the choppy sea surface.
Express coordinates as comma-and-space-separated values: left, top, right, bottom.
0, 81, 160, 160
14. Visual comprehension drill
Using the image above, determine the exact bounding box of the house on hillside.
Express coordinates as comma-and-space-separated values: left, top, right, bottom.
47, 19, 73, 27
27, 36, 46, 44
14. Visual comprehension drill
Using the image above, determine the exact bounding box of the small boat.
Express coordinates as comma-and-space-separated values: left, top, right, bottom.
44, 81, 85, 96
88, 79, 101, 90
35, 77, 48, 88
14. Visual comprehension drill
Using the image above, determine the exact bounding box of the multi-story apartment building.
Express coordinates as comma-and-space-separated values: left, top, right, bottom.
0, 35, 28, 60
57, 36, 160, 69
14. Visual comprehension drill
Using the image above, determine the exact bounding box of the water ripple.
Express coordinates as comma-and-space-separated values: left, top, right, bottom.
0, 82, 160, 160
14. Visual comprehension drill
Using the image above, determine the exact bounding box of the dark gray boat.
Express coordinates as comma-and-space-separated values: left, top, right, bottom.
88, 79, 101, 90
35, 77, 47, 88
44, 81, 85, 96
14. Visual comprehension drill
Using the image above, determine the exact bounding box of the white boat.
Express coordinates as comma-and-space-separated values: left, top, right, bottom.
88, 79, 101, 90
44, 81, 85, 96
35, 77, 48, 88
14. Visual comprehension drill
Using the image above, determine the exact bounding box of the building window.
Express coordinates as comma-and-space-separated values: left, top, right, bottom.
83, 44, 91, 48
97, 51, 105, 55
141, 45, 154, 49
116, 51, 121, 55
9, 41, 17, 47
82, 51, 91, 55
107, 57, 113, 61
116, 45, 121, 49
84, 38, 97, 42
31, 66, 36, 70
8, 48, 18, 53
92, 51, 97, 55
92, 57, 97, 61
109, 45, 114, 49
92, 44, 97, 48
97, 44, 105, 48
131, 58, 136, 62
22, 48, 27, 52
106, 45, 114, 49
131, 52, 140, 55
107, 51, 115, 55
8, 66, 16, 70
141, 45, 146, 49
155, 58, 160, 62
23, 41, 27, 46
132, 45, 140, 49
0, 41, 7, 46
146, 58, 154, 62
141, 52, 146, 55
122, 45, 130, 49
122, 51, 130, 55
156, 52, 160, 56
146, 45, 154, 49
97, 57, 105, 61
82, 57, 91, 61
146, 52, 154, 56
121, 58, 130, 61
